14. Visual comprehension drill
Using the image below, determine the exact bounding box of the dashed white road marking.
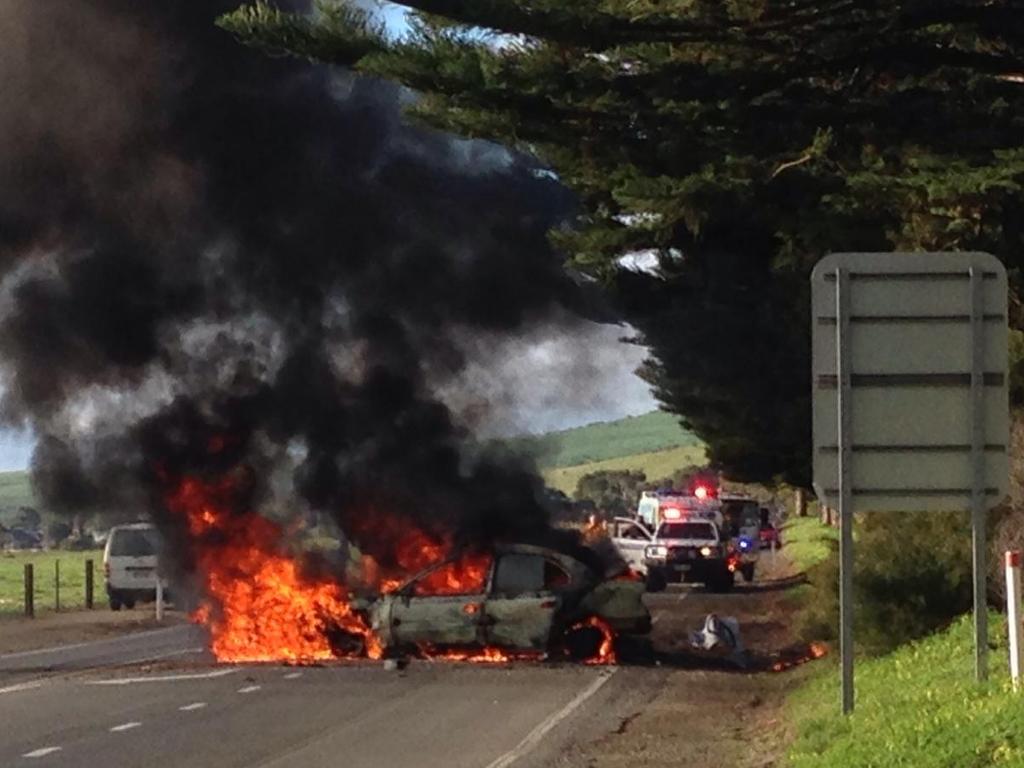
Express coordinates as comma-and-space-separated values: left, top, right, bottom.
237, 684, 261, 694
0, 681, 42, 695
88, 668, 238, 685
283, 671, 302, 680
179, 702, 207, 711
484, 669, 618, 768
22, 747, 61, 759
109, 722, 142, 733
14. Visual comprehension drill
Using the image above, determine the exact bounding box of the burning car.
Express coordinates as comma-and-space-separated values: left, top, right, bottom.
345, 543, 651, 663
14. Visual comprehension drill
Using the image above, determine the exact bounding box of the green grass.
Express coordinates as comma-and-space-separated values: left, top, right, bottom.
0, 550, 104, 615
782, 516, 838, 573
788, 612, 1023, 767
0, 470, 36, 526
542, 444, 707, 496
514, 411, 701, 469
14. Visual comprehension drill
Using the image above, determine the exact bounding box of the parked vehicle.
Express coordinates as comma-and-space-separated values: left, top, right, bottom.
354, 542, 651, 659
103, 523, 166, 610
611, 515, 738, 593
718, 493, 762, 582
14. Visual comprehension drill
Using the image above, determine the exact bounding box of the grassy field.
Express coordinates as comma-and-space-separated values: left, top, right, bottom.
514, 410, 700, 469
782, 516, 838, 573
0, 550, 104, 615
542, 444, 707, 496
788, 612, 1021, 767
0, 470, 35, 527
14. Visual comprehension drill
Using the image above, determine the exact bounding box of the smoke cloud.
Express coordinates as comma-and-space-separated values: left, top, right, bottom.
0, 0, 605, 572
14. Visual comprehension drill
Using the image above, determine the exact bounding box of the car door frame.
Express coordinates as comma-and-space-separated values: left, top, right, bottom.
483, 551, 567, 651
609, 517, 655, 575
387, 558, 495, 650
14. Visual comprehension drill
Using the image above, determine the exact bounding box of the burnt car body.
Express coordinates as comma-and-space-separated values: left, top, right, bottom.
363, 543, 651, 657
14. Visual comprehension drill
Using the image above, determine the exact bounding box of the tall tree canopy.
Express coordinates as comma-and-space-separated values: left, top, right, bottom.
220, 0, 1024, 486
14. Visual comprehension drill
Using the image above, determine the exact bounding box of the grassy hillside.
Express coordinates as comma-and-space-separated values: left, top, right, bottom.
516, 410, 701, 469
542, 444, 707, 496
788, 612, 1020, 767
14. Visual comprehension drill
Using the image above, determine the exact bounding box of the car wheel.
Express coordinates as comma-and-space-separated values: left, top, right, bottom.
124, 599, 136, 609
559, 620, 604, 661
741, 564, 755, 583
708, 568, 735, 593
645, 569, 668, 593
109, 597, 122, 611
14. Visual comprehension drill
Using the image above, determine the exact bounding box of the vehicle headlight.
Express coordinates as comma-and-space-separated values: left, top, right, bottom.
645, 545, 668, 558
699, 546, 713, 557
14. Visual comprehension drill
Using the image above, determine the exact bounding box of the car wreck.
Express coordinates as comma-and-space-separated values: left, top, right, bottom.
340, 543, 651, 662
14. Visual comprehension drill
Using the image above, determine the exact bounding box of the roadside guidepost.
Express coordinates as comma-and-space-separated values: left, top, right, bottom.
24, 563, 34, 618
1006, 551, 1023, 691
85, 558, 94, 610
155, 578, 164, 622
54, 559, 60, 613
811, 252, 1010, 714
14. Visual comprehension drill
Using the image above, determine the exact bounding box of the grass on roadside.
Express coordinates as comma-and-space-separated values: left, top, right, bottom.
782, 516, 837, 573
0, 550, 104, 615
788, 612, 1023, 767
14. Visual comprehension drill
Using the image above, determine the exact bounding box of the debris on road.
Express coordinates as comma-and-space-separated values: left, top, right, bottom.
690, 614, 746, 668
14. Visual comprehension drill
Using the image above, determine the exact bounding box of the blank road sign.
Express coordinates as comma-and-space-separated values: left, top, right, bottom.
812, 252, 1009, 513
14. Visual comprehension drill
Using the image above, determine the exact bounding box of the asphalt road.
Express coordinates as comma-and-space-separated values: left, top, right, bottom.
0, 592, 700, 767
0, 624, 207, 680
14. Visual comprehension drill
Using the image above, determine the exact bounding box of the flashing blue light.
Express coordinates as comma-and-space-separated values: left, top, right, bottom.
739, 538, 751, 550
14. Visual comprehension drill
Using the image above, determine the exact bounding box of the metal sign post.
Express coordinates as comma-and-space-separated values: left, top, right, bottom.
969, 267, 988, 681
811, 252, 1009, 713
835, 267, 854, 714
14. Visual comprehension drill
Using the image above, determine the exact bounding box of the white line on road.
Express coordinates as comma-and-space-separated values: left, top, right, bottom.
22, 747, 62, 759
122, 646, 205, 665
283, 671, 303, 679
179, 702, 207, 711
109, 722, 142, 733
484, 669, 618, 768
237, 684, 261, 694
0, 626, 192, 660
87, 668, 238, 685
0, 681, 42, 695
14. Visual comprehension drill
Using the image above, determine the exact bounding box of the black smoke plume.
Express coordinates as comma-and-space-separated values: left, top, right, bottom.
0, 1, 606, 579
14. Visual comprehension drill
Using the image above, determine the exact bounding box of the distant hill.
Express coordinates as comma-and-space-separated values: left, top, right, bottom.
541, 444, 707, 496
512, 410, 702, 470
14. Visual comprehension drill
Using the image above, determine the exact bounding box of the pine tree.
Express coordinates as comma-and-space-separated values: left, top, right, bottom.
220, 0, 1024, 485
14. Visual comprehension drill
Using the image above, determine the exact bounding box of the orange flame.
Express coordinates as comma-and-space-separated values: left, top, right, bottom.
165, 473, 618, 667
771, 641, 828, 672
166, 476, 379, 662
573, 616, 617, 665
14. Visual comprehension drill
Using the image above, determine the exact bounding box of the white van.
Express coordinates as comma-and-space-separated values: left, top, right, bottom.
102, 523, 164, 610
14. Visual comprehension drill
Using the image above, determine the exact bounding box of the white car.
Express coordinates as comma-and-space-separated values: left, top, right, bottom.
102, 523, 164, 610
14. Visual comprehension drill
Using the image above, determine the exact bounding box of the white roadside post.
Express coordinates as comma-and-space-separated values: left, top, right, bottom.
155, 579, 164, 622
1006, 550, 1023, 690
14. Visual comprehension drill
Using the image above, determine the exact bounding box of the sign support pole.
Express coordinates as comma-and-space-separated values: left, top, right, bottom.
836, 266, 854, 714
969, 265, 988, 682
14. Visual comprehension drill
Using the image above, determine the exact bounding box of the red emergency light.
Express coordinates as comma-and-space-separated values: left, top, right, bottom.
693, 485, 710, 500
662, 507, 682, 520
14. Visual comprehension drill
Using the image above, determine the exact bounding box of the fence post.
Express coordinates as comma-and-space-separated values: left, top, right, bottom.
54, 559, 60, 612
1006, 551, 1023, 691
24, 563, 34, 618
85, 559, 94, 610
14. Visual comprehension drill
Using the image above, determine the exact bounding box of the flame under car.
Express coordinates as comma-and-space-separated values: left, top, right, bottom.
349, 543, 651, 662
